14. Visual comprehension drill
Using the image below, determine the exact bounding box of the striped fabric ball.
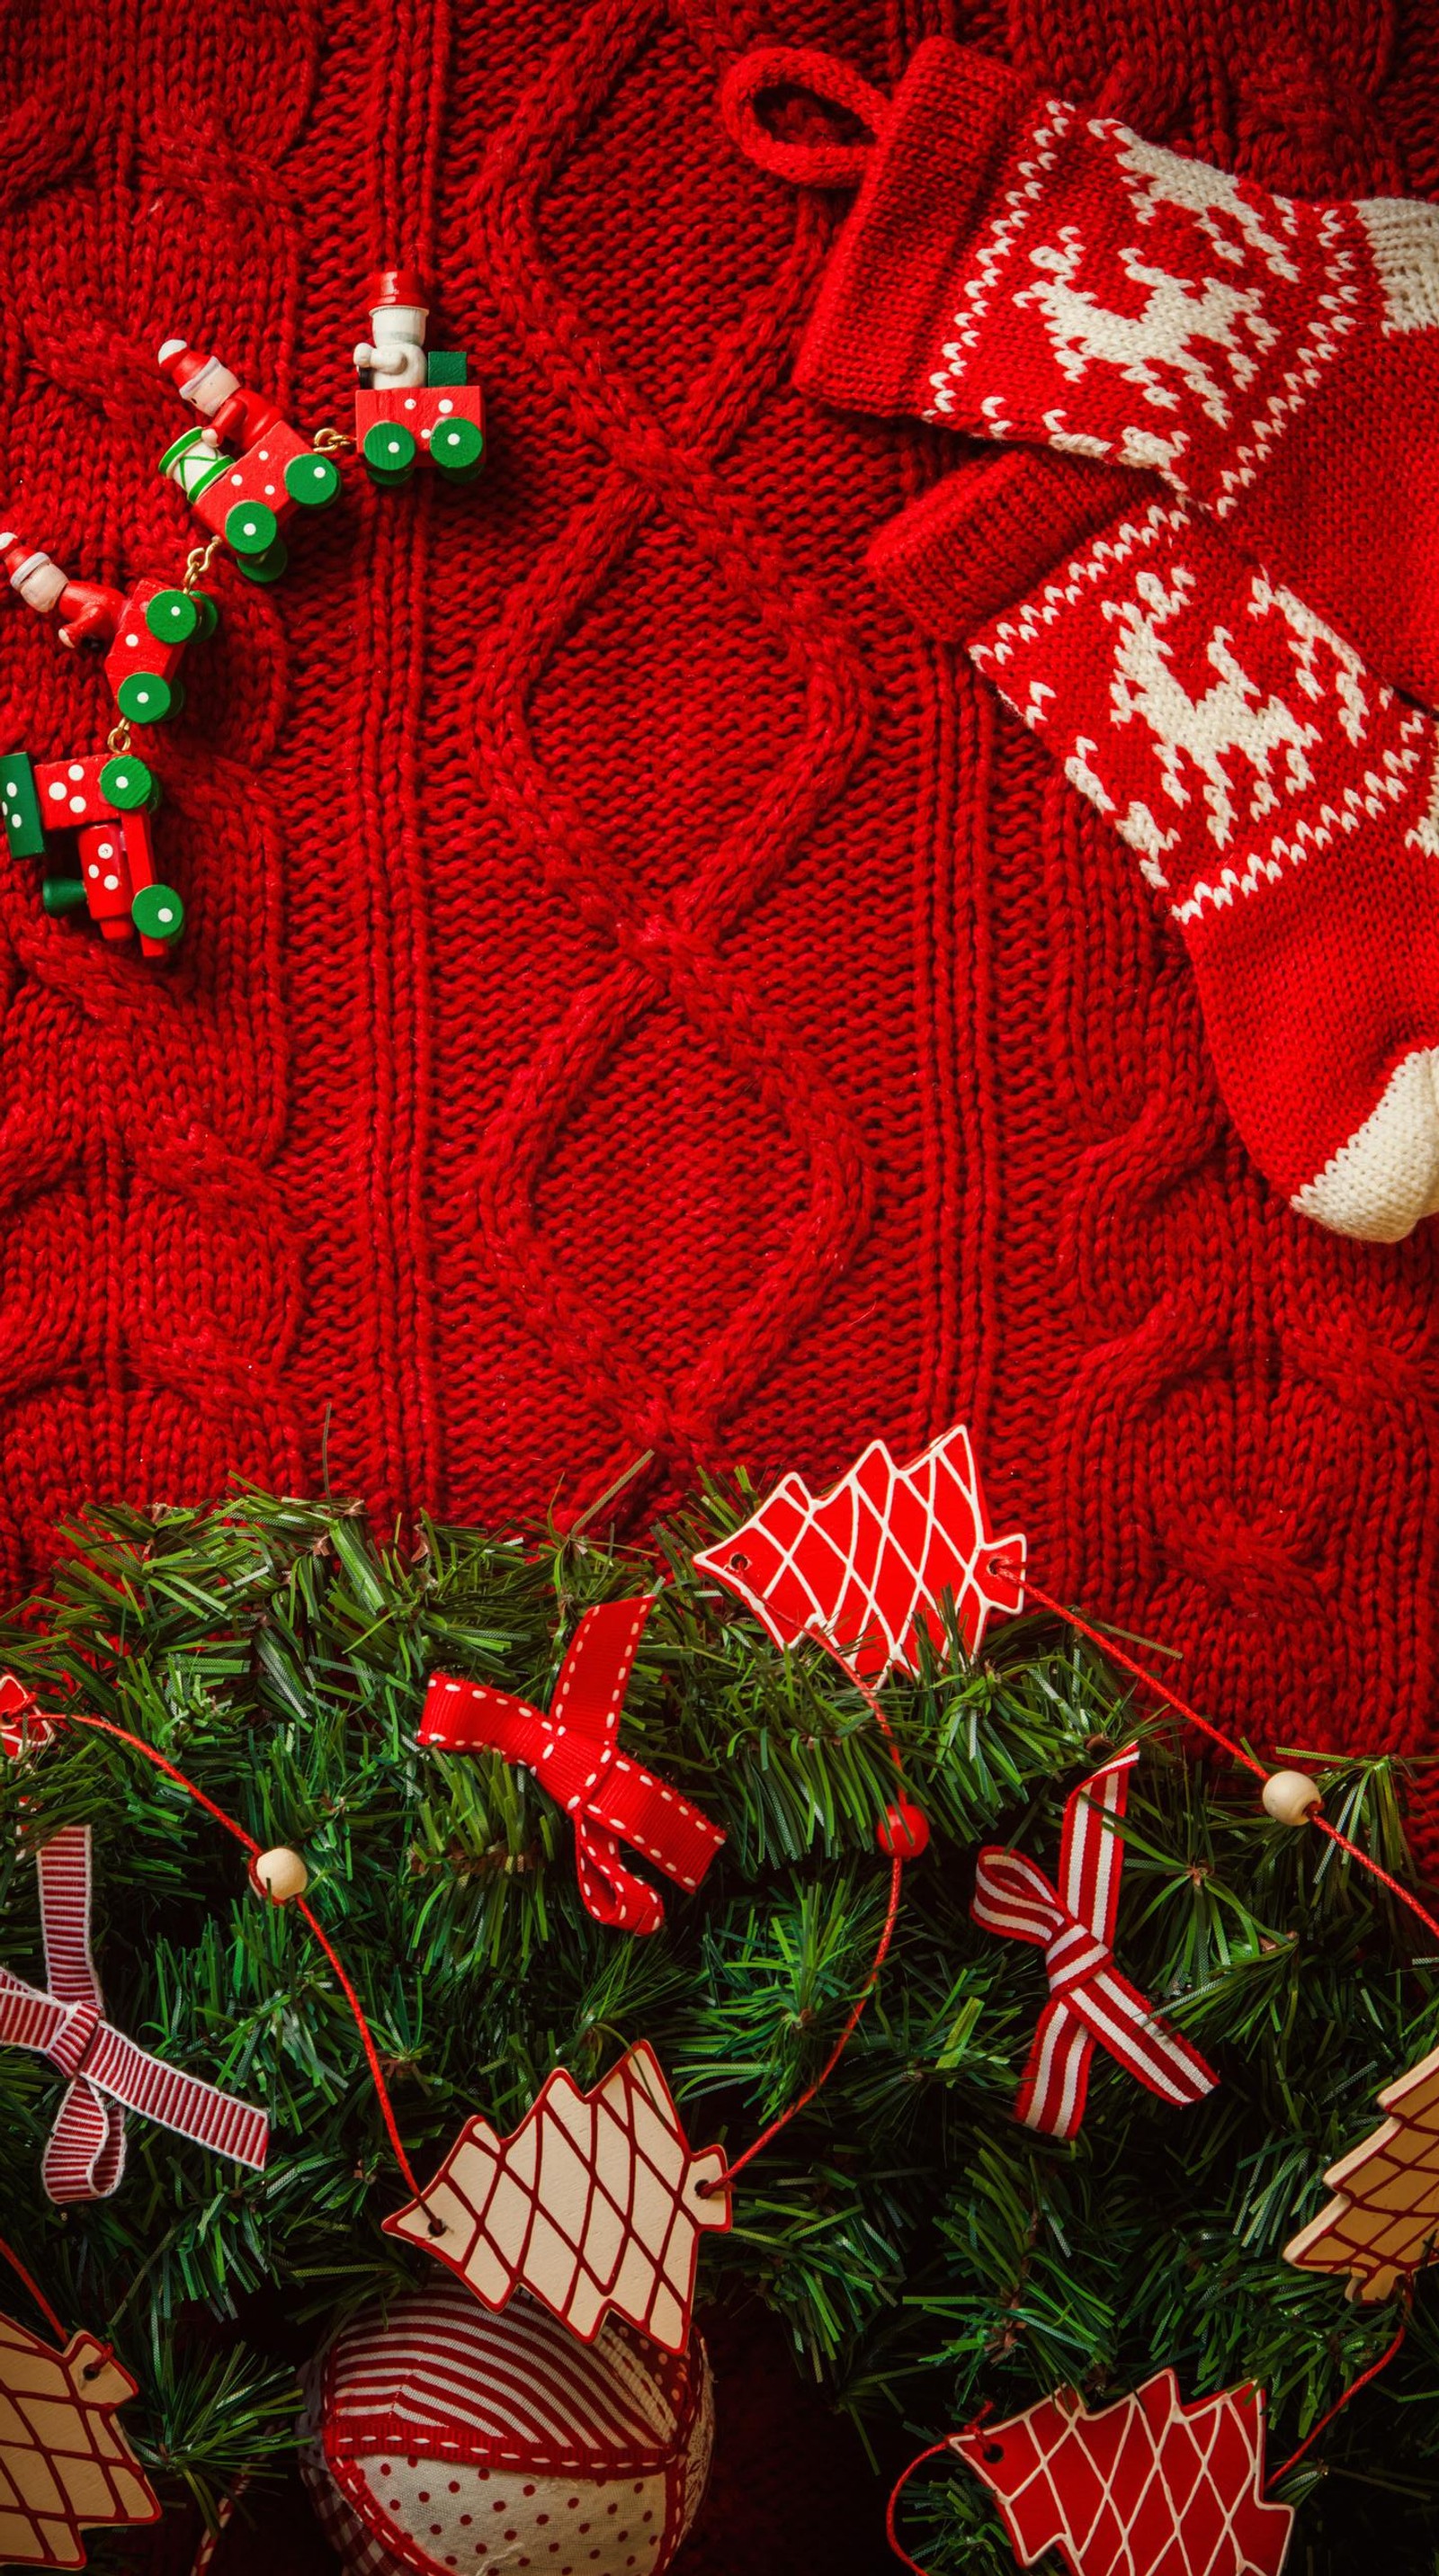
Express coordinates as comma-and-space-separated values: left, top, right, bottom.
299, 2279, 713, 2576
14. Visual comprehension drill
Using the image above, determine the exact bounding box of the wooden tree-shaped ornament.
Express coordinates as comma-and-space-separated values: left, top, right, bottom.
0, 2313, 158, 2567
1283, 2039, 1439, 2300
384, 2042, 730, 2356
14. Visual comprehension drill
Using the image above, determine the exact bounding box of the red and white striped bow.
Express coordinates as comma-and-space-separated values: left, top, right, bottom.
422, 1597, 725, 1936
0, 1826, 269, 2202
971, 1746, 1219, 2140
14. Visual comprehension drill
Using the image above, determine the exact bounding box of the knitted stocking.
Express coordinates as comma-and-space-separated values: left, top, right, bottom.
721, 44, 1439, 712
867, 451, 1439, 1240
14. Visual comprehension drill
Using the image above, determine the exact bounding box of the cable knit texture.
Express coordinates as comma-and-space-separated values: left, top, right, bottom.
4, 2, 1439, 1864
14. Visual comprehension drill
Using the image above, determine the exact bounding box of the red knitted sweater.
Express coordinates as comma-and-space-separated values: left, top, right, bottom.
4, 1, 1439, 1842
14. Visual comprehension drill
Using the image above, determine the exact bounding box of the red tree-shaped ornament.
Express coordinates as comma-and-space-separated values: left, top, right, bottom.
694, 1423, 1025, 1683
952, 2372, 1292, 2576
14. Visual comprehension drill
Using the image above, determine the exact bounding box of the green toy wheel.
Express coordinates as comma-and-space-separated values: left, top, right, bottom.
2, 756, 46, 860
130, 882, 185, 944
99, 756, 159, 812
144, 588, 200, 645
225, 497, 281, 558
285, 452, 341, 508
192, 591, 220, 638
432, 416, 484, 478
362, 420, 416, 482
117, 670, 180, 725
41, 875, 88, 917
235, 538, 289, 585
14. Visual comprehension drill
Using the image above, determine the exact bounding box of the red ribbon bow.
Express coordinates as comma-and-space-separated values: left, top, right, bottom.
0, 1672, 55, 1761
0, 1825, 269, 2202
970, 1745, 1219, 2139
421, 1597, 725, 1935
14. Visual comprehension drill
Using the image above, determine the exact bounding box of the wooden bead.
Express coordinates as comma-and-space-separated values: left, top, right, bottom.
251, 1846, 308, 1903
1261, 1769, 1322, 1827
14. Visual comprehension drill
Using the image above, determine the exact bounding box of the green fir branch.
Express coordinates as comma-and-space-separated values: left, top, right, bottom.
0, 1488, 1434, 2569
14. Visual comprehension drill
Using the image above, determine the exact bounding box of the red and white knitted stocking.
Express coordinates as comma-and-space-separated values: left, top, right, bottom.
722, 43, 1439, 712
868, 450, 1439, 1240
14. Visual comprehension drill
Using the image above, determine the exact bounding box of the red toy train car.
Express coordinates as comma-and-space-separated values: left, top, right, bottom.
2, 749, 183, 956
156, 342, 340, 583
353, 269, 485, 484
1, 535, 216, 724
101, 577, 216, 723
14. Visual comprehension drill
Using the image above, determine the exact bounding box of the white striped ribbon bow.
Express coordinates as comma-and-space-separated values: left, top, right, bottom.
0, 1825, 268, 2202
970, 1745, 1219, 2140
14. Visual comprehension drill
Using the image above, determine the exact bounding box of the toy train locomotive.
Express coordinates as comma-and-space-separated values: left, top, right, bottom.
351, 267, 486, 484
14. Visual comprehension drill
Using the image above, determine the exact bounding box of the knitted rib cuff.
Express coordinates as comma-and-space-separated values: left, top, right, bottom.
866, 448, 1140, 640
1354, 197, 1439, 334
793, 39, 1031, 418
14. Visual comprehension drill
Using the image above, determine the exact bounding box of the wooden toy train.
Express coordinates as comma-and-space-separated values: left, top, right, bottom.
156, 271, 483, 576
351, 267, 486, 484
2, 749, 183, 955
0, 269, 484, 962
1, 536, 216, 725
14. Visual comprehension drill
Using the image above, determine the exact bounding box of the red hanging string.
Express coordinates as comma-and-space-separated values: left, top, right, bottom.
1023, 1579, 1439, 1949
718, 1844, 905, 2187
1304, 1820, 1439, 1950
62, 1712, 264, 1855
1021, 1580, 1269, 1780
883, 2436, 962, 2576
40, 1710, 430, 2204
1267, 2297, 1410, 2486
290, 1895, 426, 2199
717, 1641, 913, 2188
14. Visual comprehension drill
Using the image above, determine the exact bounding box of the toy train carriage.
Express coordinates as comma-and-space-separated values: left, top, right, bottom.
2, 752, 183, 958
158, 418, 340, 583
104, 577, 218, 725
355, 353, 485, 485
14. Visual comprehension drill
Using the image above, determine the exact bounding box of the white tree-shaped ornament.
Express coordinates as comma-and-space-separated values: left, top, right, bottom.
385, 2042, 730, 2355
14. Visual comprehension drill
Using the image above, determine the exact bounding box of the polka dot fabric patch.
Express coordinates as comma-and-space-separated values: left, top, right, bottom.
299, 2278, 712, 2576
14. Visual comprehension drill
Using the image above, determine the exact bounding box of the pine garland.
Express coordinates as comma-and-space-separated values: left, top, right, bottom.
0, 1488, 1434, 2571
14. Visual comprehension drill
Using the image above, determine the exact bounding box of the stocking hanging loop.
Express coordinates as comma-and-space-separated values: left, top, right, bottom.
720, 46, 887, 188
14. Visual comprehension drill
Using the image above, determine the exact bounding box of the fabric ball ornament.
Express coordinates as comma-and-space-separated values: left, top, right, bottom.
299, 2277, 713, 2576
